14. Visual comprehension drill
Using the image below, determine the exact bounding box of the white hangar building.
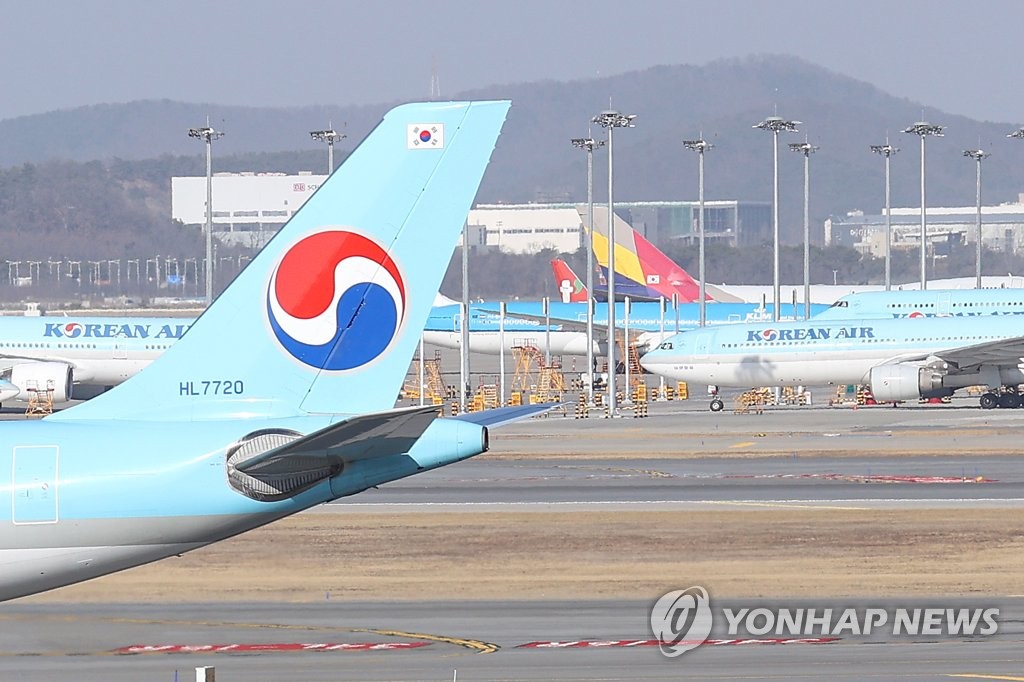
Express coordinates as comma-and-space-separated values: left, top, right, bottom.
171, 172, 326, 247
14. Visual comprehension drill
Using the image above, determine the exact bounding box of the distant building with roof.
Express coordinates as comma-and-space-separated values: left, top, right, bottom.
171, 172, 326, 248
170, 174, 770, 255
826, 196, 1024, 257
471, 200, 770, 254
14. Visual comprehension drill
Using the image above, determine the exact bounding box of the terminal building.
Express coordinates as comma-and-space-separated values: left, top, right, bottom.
171, 173, 769, 254
171, 172, 326, 247
470, 200, 770, 254
825, 197, 1024, 257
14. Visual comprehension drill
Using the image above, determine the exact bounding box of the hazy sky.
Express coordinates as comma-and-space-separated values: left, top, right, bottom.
2, 0, 1021, 123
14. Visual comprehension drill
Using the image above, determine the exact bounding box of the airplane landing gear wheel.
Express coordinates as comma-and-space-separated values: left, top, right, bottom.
980, 393, 999, 409
710, 398, 724, 412
999, 392, 1021, 409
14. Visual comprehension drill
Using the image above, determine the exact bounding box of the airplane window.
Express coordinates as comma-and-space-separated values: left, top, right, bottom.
658, 342, 673, 350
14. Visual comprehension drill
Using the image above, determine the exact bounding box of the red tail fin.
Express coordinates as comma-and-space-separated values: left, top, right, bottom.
631, 229, 710, 302
551, 259, 588, 302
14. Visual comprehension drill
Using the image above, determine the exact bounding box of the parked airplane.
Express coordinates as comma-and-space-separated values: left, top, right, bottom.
551, 259, 588, 303
0, 316, 190, 404
0, 289, 512, 408
588, 206, 1024, 305
815, 288, 1024, 320
703, 277, 1024, 306
423, 300, 829, 356
0, 99, 516, 602
640, 315, 1024, 411
588, 206, 743, 302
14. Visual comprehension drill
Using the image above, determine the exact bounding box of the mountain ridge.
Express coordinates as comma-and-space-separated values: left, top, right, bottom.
2, 54, 1023, 245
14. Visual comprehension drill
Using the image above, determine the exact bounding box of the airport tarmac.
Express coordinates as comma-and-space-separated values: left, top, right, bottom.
6, 390, 1024, 680
2, 599, 1024, 681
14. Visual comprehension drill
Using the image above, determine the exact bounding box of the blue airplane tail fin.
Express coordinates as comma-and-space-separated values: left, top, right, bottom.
54, 100, 510, 421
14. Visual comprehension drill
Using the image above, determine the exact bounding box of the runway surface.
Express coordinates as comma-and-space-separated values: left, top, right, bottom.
354, 394, 1024, 509
6, 392, 1024, 680
2, 599, 1024, 681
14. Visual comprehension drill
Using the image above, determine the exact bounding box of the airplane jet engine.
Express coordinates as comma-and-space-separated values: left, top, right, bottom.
869, 364, 952, 402
7, 362, 74, 403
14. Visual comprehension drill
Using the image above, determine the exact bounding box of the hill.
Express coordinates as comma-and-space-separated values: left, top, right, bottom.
2, 54, 1023, 249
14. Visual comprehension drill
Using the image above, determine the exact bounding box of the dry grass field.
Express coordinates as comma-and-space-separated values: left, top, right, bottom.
24, 508, 1024, 603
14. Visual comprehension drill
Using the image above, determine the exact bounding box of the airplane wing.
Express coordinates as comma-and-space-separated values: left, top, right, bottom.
234, 405, 439, 477
0, 354, 90, 377
879, 335, 1024, 372
453, 403, 562, 427
705, 284, 745, 303
474, 306, 593, 333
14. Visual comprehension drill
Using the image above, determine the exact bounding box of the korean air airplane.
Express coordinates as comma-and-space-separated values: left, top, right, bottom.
423, 300, 830, 356
815, 288, 1024, 320
0, 316, 189, 404
0, 99, 520, 602
640, 315, 1024, 411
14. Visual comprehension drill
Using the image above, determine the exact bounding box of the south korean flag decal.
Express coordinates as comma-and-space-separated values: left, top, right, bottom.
407, 123, 444, 149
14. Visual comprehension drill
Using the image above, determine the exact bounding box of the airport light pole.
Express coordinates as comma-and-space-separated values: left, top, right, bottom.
753, 116, 800, 321
592, 110, 636, 417
189, 120, 225, 306
789, 140, 818, 320
571, 135, 605, 406
310, 125, 346, 174
870, 142, 899, 290
963, 148, 990, 290
902, 121, 944, 290
460, 221, 470, 414
682, 138, 713, 327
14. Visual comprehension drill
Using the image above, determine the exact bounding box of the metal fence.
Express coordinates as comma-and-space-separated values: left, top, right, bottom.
0, 255, 254, 301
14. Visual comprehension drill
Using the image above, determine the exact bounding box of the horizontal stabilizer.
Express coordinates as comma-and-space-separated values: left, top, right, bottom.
705, 284, 745, 303
453, 403, 561, 428
236, 405, 439, 477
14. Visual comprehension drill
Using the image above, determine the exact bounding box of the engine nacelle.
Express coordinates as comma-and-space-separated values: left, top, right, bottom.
869, 363, 952, 402
8, 362, 74, 403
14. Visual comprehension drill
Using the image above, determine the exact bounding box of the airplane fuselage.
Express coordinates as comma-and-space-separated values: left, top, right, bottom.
0, 317, 187, 386
817, 288, 1024, 320
641, 316, 1024, 388
0, 416, 485, 601
424, 301, 827, 356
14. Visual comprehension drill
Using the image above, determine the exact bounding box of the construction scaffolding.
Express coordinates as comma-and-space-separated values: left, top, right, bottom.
24, 381, 54, 416
535, 360, 567, 402
469, 380, 500, 411
511, 342, 567, 403
616, 334, 646, 393
403, 349, 448, 404
510, 343, 540, 393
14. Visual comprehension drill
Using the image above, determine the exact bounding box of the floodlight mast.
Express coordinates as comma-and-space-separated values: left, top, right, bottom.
682, 138, 713, 327
591, 110, 636, 418
753, 116, 799, 321
963, 148, 990, 290
571, 135, 605, 407
902, 121, 944, 290
789, 141, 818, 320
188, 120, 225, 306
310, 125, 346, 174
870, 143, 899, 290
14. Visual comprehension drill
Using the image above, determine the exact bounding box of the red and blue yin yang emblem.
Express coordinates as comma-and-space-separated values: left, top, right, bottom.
266, 230, 407, 371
